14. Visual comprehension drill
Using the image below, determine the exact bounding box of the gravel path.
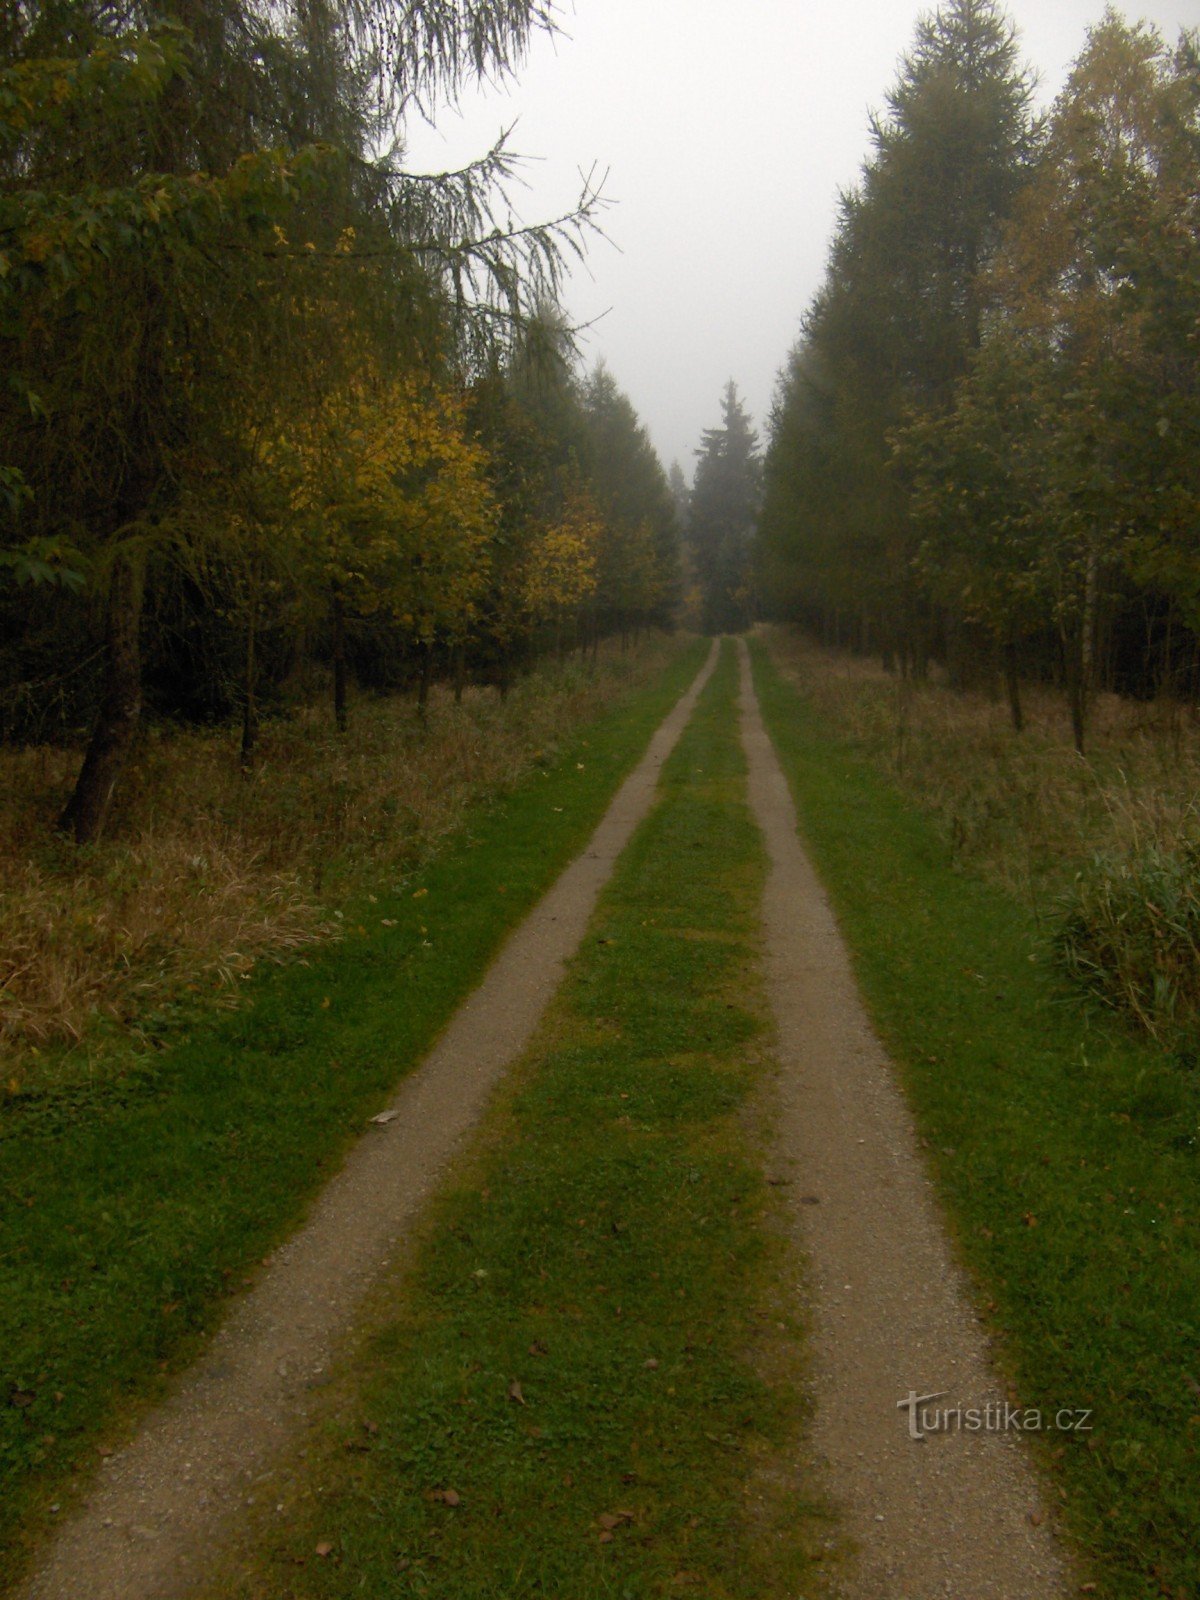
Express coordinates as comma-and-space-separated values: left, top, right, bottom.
17, 641, 717, 1600
738, 638, 1070, 1599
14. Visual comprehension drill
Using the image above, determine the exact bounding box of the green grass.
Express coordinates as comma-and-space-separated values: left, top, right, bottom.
751, 635, 1200, 1600
0, 636, 705, 1585
206, 641, 828, 1600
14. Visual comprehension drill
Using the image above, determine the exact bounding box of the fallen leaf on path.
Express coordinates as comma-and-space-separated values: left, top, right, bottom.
370, 1110, 399, 1125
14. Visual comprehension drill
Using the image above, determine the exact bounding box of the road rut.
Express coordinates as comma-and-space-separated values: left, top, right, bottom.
738, 638, 1069, 1599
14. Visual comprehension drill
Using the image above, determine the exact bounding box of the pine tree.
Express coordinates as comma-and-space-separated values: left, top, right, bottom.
758, 0, 1035, 666
581, 364, 681, 639
688, 382, 761, 634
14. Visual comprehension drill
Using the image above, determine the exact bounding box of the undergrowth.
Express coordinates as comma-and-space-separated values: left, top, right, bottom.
0, 640, 678, 1074
1057, 834, 1200, 1042
764, 626, 1200, 1043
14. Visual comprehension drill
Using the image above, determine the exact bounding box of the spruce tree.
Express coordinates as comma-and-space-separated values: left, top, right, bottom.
688, 382, 761, 634
758, 0, 1035, 665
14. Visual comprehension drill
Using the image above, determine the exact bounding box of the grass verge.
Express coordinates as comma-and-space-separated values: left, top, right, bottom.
0, 636, 705, 1586
760, 628, 1200, 1044
1, 641, 684, 1063
204, 641, 828, 1600
751, 635, 1200, 1600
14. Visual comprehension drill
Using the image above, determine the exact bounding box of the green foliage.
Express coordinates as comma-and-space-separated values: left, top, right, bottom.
758, 0, 1035, 662
581, 362, 682, 632
0, 535, 86, 591
0, 4, 654, 838
759, 2, 1200, 739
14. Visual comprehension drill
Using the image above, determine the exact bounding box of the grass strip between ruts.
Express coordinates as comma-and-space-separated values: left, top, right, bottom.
206, 639, 828, 1600
0, 637, 706, 1584
751, 635, 1200, 1600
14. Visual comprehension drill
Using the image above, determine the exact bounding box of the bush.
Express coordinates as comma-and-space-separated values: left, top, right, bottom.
1055, 837, 1200, 1040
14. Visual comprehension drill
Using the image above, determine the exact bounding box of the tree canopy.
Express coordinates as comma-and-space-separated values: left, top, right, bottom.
757, 0, 1200, 747
0, 2, 679, 837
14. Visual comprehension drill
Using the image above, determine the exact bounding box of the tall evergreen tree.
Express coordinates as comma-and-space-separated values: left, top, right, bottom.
758, 0, 1035, 667
689, 381, 761, 634
580, 364, 681, 637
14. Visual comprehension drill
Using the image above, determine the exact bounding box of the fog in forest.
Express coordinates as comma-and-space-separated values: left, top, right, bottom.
407, 0, 1200, 470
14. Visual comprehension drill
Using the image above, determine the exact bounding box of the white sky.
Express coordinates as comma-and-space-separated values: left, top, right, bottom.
406, 0, 1199, 478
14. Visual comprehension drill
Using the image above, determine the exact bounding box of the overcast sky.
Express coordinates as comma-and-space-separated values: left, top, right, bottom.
406, 0, 1199, 477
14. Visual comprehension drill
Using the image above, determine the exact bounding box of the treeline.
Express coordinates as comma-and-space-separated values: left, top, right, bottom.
758, 0, 1199, 749
0, 2, 679, 842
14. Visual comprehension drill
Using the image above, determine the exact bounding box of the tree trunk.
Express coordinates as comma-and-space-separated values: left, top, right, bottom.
452, 641, 466, 705
240, 606, 259, 768
944, 614, 965, 690
331, 587, 348, 733
60, 551, 144, 844
1066, 550, 1099, 755
1002, 633, 1023, 733
417, 641, 432, 719
1062, 623, 1087, 755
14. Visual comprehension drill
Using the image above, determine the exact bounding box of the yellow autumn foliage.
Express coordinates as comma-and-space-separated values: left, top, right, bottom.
521, 487, 602, 625
263, 374, 496, 645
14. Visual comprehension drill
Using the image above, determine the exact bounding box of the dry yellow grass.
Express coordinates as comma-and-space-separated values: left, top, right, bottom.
0, 641, 678, 1062
762, 624, 1200, 920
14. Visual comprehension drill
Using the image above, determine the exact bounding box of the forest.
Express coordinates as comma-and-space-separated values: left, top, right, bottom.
6, 5, 1200, 1599
756, 0, 1200, 756
0, 0, 681, 844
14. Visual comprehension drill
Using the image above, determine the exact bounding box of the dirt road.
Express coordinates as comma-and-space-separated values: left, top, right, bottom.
20, 637, 1074, 1599
17, 643, 718, 1600
738, 638, 1068, 1598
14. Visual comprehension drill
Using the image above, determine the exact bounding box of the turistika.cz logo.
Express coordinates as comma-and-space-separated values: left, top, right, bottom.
896, 1390, 1094, 1442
